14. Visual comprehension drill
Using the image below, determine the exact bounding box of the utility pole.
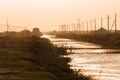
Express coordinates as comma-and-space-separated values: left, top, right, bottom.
7, 18, 9, 32
68, 24, 70, 32
115, 13, 117, 32
61, 25, 63, 32
67, 24, 69, 32
73, 23, 76, 34
87, 21, 89, 34
60, 25, 62, 32
63, 25, 65, 32
94, 18, 96, 31
101, 17, 103, 28
14, 25, 17, 31
107, 15, 110, 32
90, 20, 92, 32
82, 22, 84, 33
65, 24, 67, 32
1, 24, 2, 32
60, 25, 61, 32
71, 23, 74, 33
59, 25, 60, 32
78, 19, 81, 34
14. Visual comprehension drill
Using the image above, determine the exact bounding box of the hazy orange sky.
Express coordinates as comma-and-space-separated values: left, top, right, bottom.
0, 0, 120, 31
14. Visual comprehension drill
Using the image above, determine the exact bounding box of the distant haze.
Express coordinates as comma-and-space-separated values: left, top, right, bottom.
0, 0, 120, 31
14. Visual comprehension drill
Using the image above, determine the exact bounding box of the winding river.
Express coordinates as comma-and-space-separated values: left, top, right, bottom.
42, 35, 120, 80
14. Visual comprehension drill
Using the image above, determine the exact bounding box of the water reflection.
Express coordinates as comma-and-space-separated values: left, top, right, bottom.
44, 35, 120, 80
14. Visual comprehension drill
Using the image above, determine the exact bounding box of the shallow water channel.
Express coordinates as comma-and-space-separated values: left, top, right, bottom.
42, 35, 120, 80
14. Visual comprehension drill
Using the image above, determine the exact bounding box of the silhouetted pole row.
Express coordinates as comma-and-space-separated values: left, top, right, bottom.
59, 13, 118, 34
0, 24, 27, 32
0, 19, 27, 32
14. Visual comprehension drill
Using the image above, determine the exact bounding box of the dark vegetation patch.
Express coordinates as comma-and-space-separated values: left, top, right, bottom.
0, 30, 93, 80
